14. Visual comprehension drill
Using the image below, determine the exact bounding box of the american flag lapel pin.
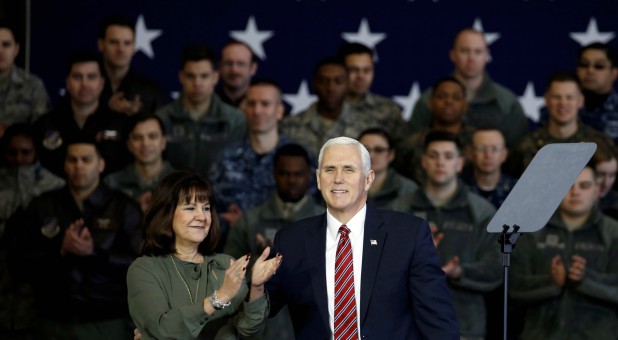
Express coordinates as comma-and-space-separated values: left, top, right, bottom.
370, 239, 377, 246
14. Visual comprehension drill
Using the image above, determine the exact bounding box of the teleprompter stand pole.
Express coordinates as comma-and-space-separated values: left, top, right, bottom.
498, 224, 521, 340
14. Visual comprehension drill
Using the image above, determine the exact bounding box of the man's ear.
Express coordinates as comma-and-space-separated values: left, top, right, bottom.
365, 170, 375, 191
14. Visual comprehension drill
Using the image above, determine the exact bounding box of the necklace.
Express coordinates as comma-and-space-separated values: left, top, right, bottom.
170, 255, 201, 304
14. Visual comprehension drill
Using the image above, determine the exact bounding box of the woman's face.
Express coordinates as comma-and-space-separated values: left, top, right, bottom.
172, 198, 211, 248
360, 134, 394, 174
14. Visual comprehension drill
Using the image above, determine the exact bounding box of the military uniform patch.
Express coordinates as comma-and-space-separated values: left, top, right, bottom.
40, 218, 60, 238
42, 130, 62, 150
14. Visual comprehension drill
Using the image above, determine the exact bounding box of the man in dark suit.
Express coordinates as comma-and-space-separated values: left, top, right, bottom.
265, 136, 458, 339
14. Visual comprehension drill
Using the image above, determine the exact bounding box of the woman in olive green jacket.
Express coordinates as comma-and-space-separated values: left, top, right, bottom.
127, 171, 282, 339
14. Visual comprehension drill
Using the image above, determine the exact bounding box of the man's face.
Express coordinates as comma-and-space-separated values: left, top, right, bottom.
421, 141, 463, 188
560, 167, 598, 218
345, 53, 374, 97
127, 118, 166, 165
470, 130, 507, 175
98, 25, 136, 69
545, 81, 584, 126
241, 84, 283, 134
360, 133, 393, 175
274, 155, 312, 203
179, 60, 219, 106
5, 134, 35, 167
576, 49, 618, 94
449, 31, 489, 80
314, 64, 348, 111
317, 144, 374, 218
595, 157, 617, 198
64, 144, 104, 192
0, 28, 19, 74
429, 81, 467, 125
219, 44, 256, 91
66, 61, 105, 106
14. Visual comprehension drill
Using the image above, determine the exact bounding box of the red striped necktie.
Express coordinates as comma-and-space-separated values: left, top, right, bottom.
334, 225, 358, 340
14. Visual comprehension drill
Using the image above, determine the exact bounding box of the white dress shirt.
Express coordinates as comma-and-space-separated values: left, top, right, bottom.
326, 204, 366, 338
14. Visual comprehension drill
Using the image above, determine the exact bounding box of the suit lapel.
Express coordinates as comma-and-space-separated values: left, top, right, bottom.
304, 214, 331, 332
360, 205, 386, 325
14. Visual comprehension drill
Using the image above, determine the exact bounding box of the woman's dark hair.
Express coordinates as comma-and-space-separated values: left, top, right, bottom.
141, 171, 220, 256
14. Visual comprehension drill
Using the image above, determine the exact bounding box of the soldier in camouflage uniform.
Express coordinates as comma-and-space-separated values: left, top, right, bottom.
215, 40, 258, 107
358, 128, 418, 208
512, 72, 615, 176
34, 51, 132, 178
0, 123, 64, 235
589, 142, 618, 220
395, 77, 474, 183
0, 23, 49, 135
337, 42, 405, 143
0, 124, 64, 336
463, 127, 517, 209
408, 29, 528, 148
156, 44, 246, 175
280, 57, 394, 157
103, 113, 175, 212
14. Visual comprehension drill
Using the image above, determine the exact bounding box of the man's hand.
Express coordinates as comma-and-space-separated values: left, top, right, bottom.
138, 191, 153, 213
60, 219, 94, 256
108, 92, 142, 116
550, 255, 566, 287
568, 255, 586, 282
442, 256, 462, 280
430, 224, 444, 248
255, 233, 274, 254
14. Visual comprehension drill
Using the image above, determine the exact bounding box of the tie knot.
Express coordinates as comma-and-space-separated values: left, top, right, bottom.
339, 225, 351, 238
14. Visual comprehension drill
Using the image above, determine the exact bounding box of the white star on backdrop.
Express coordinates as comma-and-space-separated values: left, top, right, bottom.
393, 82, 421, 122
518, 82, 545, 123
473, 18, 500, 46
135, 15, 162, 59
230, 16, 274, 60
570, 17, 615, 45
341, 18, 387, 61
283, 80, 316, 115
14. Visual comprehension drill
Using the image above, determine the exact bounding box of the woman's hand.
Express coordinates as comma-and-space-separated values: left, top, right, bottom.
248, 247, 282, 302
251, 247, 283, 287
217, 254, 251, 304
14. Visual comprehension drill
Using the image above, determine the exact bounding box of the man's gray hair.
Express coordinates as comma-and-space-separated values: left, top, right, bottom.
318, 136, 371, 175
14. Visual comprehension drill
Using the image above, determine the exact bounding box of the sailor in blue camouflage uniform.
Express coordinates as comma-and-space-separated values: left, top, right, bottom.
209, 80, 304, 226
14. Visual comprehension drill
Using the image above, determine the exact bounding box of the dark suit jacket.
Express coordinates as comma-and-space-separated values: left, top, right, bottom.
266, 205, 459, 339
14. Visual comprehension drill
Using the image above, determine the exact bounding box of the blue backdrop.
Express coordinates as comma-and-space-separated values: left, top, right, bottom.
29, 0, 618, 122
